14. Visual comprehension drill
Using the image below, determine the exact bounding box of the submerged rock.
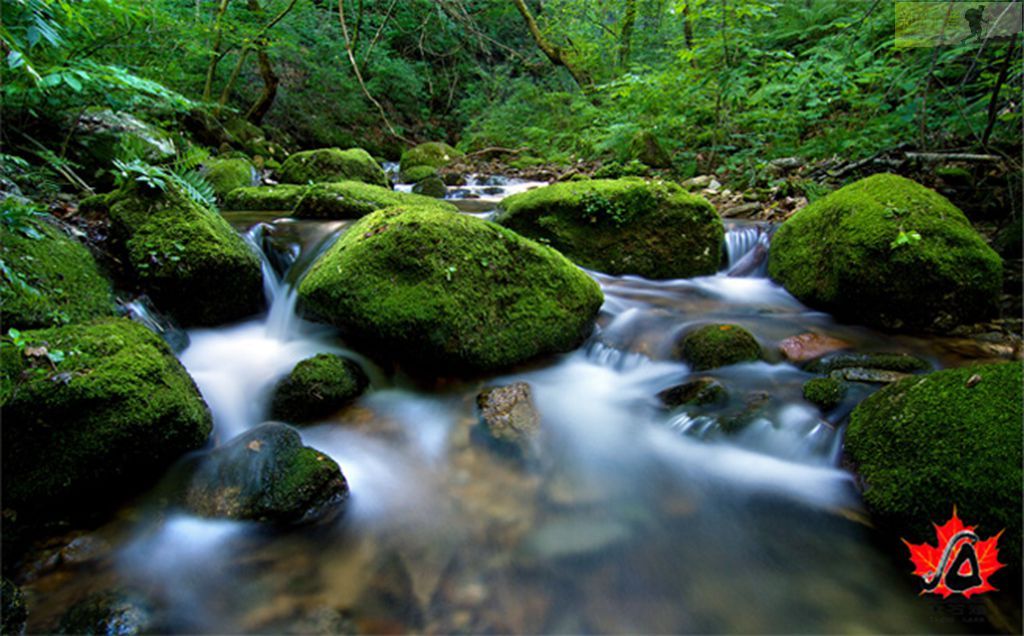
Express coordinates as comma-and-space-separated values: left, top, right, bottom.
203, 156, 259, 199
297, 205, 603, 373
399, 142, 464, 173
293, 181, 455, 219
496, 178, 723, 279
270, 354, 369, 423
0, 217, 116, 330
674, 324, 762, 371
768, 174, 1002, 331
778, 333, 850, 363
185, 422, 347, 524
412, 175, 447, 199
658, 377, 727, 408
223, 184, 308, 213
0, 318, 212, 518
475, 382, 541, 459
103, 182, 264, 326
802, 377, 846, 410
352, 552, 424, 633
830, 367, 910, 384
845, 361, 1022, 566
804, 352, 930, 375
2, 578, 27, 635
57, 589, 156, 636
278, 147, 388, 187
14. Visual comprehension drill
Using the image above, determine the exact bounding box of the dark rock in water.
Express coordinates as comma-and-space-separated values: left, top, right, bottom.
802, 377, 846, 410
0, 319, 212, 519
278, 147, 388, 188
830, 367, 910, 384
658, 378, 727, 408
846, 361, 1022, 567
804, 352, 929, 374
674, 324, 762, 371
475, 382, 541, 458
768, 174, 1002, 331
352, 552, 423, 633
412, 176, 448, 199
441, 172, 466, 186
481, 186, 504, 196
270, 354, 369, 423
297, 205, 603, 373
57, 589, 156, 636
778, 333, 850, 363
185, 422, 347, 524
2, 578, 27, 635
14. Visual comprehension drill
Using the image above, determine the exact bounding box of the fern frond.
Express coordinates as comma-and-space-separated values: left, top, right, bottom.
170, 169, 218, 212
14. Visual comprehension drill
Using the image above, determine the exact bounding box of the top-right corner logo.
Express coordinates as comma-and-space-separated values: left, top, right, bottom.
896, 2, 1023, 48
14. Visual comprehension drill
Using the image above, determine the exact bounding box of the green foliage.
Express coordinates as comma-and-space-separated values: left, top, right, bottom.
113, 143, 218, 211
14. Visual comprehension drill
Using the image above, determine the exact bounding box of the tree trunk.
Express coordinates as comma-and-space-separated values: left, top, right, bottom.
509, 0, 591, 89
982, 40, 1017, 148
246, 46, 279, 124
202, 0, 233, 101
619, 0, 637, 67
683, 2, 694, 49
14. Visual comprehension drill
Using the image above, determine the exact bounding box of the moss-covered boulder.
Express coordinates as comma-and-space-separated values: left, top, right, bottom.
412, 176, 447, 199
674, 324, 762, 371
278, 148, 388, 187
223, 184, 308, 213
185, 422, 347, 524
657, 377, 728, 408
496, 178, 723, 278
270, 354, 369, 423
106, 184, 264, 326
71, 108, 175, 188
1, 217, 115, 331
802, 377, 846, 410
293, 181, 456, 219
298, 205, 603, 373
399, 142, 464, 173
399, 165, 439, 184
768, 174, 1002, 331
2, 578, 27, 635
845, 361, 1022, 566
0, 319, 212, 518
628, 130, 672, 169
203, 156, 258, 199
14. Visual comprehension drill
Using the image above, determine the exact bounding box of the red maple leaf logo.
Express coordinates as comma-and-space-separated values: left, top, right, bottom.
903, 507, 1005, 598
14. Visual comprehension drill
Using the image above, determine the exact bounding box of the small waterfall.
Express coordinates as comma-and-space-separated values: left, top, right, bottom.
723, 224, 772, 277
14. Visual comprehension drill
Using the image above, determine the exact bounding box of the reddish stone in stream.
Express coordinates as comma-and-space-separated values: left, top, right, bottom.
779, 333, 850, 363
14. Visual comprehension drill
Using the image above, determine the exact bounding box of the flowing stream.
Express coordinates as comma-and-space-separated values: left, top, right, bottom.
20, 184, 983, 634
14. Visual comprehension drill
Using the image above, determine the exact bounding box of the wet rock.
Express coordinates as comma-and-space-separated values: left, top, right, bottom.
441, 171, 466, 186
57, 589, 156, 636
674, 324, 762, 371
830, 367, 910, 384
769, 174, 1002, 331
778, 333, 851, 363
298, 205, 603, 373
293, 181, 456, 219
278, 147, 388, 187
657, 378, 727, 408
223, 184, 307, 213
523, 516, 632, 564
202, 156, 259, 199
185, 422, 347, 524
270, 354, 369, 423
846, 361, 1022, 566
398, 165, 437, 184
411, 175, 447, 199
802, 377, 846, 410
59, 535, 111, 567
804, 352, 929, 374
475, 382, 541, 459
682, 175, 714, 190
352, 552, 424, 633
2, 578, 27, 635
0, 319, 212, 519
399, 142, 464, 173
496, 178, 723, 279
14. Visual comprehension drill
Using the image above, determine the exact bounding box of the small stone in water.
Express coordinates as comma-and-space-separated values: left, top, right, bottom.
831, 367, 910, 384
778, 333, 850, 363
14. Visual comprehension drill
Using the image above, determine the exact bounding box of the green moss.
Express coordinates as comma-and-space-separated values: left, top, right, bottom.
223, 184, 308, 212
297, 205, 604, 373
628, 130, 672, 168
845, 361, 1022, 565
400, 165, 439, 183
496, 178, 723, 279
270, 354, 368, 422
186, 422, 346, 524
1, 218, 116, 330
411, 175, 447, 198
658, 377, 728, 408
0, 318, 212, 517
399, 142, 464, 173
804, 352, 930, 374
676, 324, 762, 371
802, 377, 846, 410
278, 147, 388, 187
294, 181, 456, 219
204, 157, 257, 199
107, 183, 264, 326
768, 174, 1002, 331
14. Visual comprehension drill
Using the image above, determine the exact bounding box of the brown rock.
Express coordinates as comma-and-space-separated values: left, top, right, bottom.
475, 382, 541, 459
778, 333, 850, 363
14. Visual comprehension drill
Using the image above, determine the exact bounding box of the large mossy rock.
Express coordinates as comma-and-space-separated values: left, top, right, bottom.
845, 361, 1022, 566
496, 178, 723, 278
71, 109, 175, 188
293, 181, 455, 219
223, 184, 308, 213
768, 174, 1002, 331
399, 142, 464, 173
278, 148, 388, 187
185, 422, 347, 524
0, 319, 213, 517
297, 205, 603, 373
0, 217, 115, 331
203, 156, 259, 199
270, 354, 369, 423
674, 323, 762, 370
105, 184, 264, 326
